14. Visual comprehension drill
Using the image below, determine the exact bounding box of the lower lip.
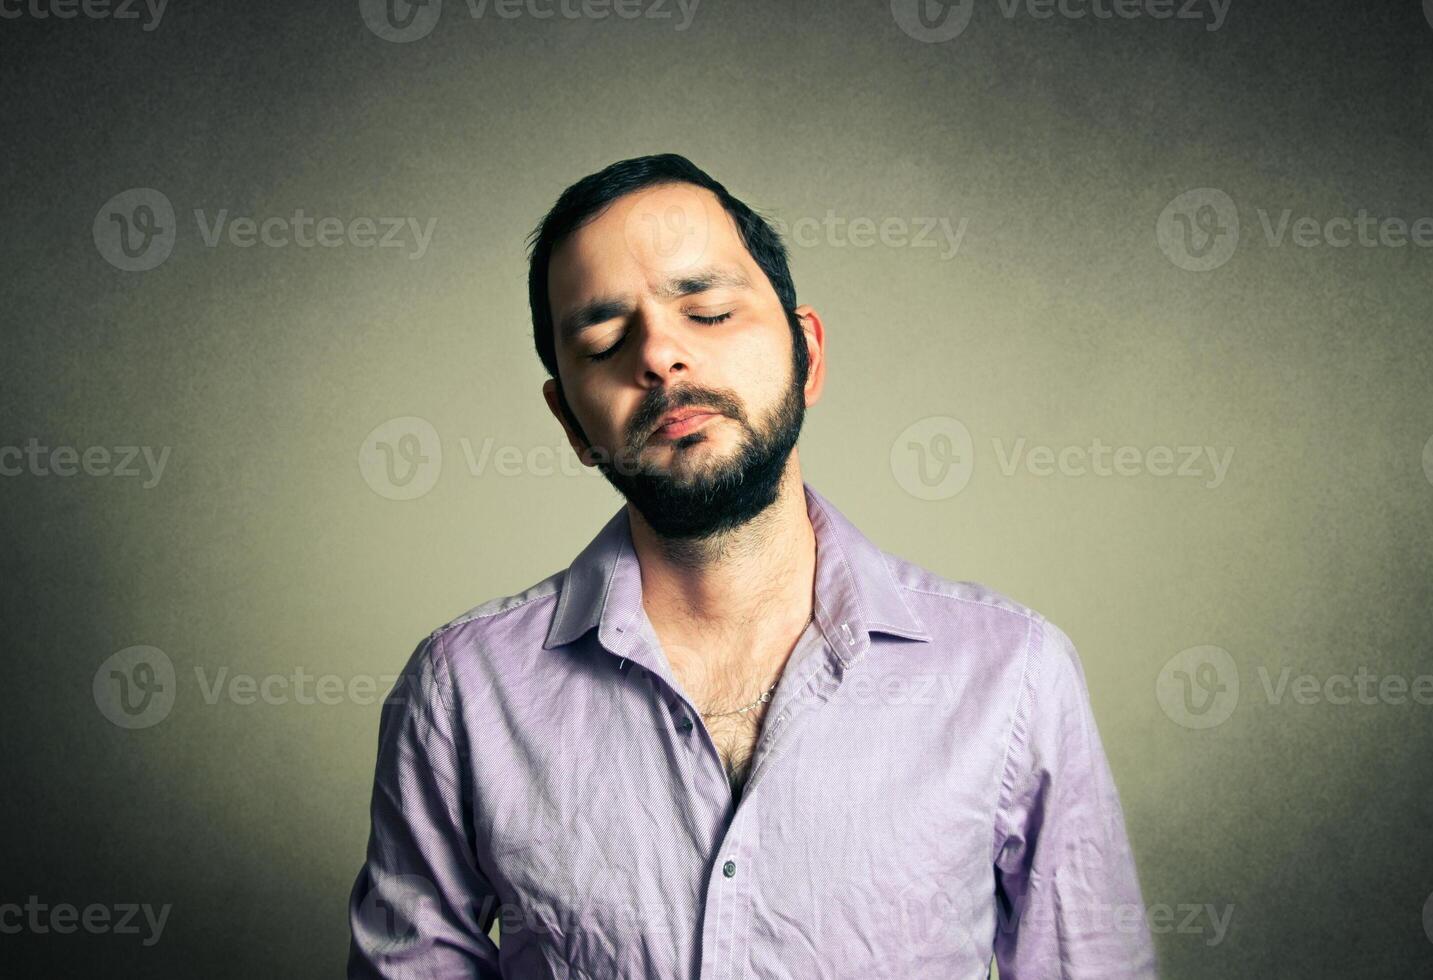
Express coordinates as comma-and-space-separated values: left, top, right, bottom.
655, 413, 720, 439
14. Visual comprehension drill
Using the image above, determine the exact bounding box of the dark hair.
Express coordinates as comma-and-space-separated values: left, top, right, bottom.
525, 153, 805, 385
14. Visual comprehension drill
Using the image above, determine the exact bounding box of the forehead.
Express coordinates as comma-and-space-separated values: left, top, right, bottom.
547, 183, 760, 317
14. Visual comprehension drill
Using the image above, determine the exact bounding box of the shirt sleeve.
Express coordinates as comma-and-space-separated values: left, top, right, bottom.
347, 629, 504, 979
991, 617, 1158, 979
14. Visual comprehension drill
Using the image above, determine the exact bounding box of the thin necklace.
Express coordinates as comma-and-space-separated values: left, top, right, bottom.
700, 613, 814, 719
701, 681, 779, 719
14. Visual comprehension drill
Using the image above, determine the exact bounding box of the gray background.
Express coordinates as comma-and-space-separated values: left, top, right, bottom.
2, 0, 1431, 976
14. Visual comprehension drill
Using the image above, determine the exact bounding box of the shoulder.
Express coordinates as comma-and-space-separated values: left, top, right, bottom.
436, 569, 566, 635
407, 569, 568, 678
879, 550, 1084, 678
881, 550, 1046, 632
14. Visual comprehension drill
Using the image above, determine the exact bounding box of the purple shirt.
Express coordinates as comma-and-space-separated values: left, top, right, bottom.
348, 482, 1157, 978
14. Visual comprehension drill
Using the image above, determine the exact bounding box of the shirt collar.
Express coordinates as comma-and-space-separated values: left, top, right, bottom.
542, 481, 932, 663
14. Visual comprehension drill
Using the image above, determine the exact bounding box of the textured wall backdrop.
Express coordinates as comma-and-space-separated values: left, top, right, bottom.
2, 1, 1431, 976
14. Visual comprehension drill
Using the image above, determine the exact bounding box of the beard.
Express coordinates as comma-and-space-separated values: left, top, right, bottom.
562, 339, 808, 541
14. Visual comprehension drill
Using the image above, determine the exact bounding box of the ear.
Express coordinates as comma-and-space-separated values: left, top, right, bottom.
793, 304, 826, 407
542, 378, 597, 467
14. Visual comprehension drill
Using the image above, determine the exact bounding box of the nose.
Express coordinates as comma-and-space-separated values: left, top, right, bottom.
628, 302, 699, 385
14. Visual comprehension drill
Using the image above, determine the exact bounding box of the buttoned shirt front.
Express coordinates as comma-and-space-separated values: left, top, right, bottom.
348, 482, 1157, 978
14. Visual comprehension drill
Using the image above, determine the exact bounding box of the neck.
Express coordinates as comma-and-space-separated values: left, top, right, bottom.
630, 458, 816, 650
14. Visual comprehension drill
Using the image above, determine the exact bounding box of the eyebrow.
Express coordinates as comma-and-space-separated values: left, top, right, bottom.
557, 267, 753, 346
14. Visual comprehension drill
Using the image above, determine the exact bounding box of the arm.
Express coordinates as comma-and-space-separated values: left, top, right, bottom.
991, 617, 1158, 979
348, 629, 504, 978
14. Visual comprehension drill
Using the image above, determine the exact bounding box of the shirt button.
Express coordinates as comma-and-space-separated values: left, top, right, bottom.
676, 717, 693, 733
722, 860, 737, 878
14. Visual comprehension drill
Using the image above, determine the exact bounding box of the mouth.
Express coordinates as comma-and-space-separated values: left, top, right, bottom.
651, 409, 722, 440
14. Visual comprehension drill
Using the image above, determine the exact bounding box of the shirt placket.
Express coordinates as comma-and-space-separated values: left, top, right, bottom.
693, 618, 855, 980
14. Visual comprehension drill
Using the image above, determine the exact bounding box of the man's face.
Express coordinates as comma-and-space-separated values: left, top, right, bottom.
543, 182, 824, 540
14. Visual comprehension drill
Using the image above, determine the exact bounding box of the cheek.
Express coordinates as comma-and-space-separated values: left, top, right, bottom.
732, 332, 791, 395
570, 381, 637, 446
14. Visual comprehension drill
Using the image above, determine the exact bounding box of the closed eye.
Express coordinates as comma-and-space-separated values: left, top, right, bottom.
586, 311, 735, 362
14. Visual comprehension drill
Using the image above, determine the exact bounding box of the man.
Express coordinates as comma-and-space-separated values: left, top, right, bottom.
348, 154, 1158, 978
